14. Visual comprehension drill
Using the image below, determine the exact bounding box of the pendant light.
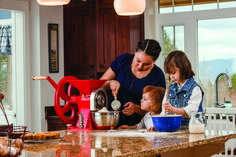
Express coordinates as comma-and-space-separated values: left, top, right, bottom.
114, 0, 146, 16
37, 0, 71, 6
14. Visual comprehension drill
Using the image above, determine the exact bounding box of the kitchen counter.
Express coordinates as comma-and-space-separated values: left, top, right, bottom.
21, 128, 236, 157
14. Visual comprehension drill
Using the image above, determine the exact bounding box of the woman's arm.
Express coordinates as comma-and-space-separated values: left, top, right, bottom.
100, 67, 116, 96
100, 67, 116, 80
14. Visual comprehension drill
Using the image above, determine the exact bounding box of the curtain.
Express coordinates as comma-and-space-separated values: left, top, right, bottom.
0, 25, 12, 56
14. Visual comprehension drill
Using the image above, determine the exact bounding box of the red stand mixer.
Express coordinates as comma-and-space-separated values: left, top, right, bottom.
32, 76, 110, 130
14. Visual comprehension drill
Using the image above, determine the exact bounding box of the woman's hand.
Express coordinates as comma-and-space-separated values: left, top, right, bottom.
123, 102, 137, 115
109, 80, 120, 97
162, 102, 174, 113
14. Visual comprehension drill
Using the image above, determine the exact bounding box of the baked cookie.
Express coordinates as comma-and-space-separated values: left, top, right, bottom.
52, 132, 60, 139
33, 133, 41, 140
25, 133, 34, 140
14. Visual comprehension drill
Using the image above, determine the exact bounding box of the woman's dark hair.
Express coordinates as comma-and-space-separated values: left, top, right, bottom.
143, 85, 165, 114
136, 39, 162, 61
164, 50, 195, 80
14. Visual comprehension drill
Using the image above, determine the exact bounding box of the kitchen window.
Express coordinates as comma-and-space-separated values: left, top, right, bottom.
198, 17, 236, 107
153, 0, 236, 107
162, 25, 185, 79
159, 0, 236, 13
162, 25, 184, 54
0, 55, 11, 107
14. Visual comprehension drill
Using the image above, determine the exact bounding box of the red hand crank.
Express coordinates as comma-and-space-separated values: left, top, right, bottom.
54, 76, 79, 124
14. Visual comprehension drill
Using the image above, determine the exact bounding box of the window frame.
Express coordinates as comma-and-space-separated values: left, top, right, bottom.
0, 0, 30, 127
145, 1, 236, 107
155, 6, 236, 79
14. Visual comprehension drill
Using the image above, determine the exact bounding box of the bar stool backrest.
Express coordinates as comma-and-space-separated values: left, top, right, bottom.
204, 107, 236, 156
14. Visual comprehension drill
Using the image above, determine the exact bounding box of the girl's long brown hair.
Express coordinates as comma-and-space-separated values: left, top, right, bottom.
164, 50, 195, 80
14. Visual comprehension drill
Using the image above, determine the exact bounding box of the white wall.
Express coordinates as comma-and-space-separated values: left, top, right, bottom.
30, 0, 64, 132
0, 0, 64, 132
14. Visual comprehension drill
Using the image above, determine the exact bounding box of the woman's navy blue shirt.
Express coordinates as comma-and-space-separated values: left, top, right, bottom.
108, 53, 166, 127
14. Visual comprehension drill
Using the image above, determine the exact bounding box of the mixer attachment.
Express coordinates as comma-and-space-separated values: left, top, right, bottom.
90, 88, 107, 111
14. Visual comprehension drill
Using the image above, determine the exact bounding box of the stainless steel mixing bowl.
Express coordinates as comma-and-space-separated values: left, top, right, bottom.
91, 111, 120, 129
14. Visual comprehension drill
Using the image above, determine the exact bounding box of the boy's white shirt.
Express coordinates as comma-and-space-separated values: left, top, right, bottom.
160, 79, 202, 117
136, 112, 154, 129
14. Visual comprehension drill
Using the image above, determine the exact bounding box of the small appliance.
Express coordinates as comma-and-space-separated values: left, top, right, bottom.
32, 76, 110, 130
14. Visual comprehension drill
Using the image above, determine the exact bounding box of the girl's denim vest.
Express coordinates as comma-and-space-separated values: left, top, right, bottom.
168, 77, 204, 126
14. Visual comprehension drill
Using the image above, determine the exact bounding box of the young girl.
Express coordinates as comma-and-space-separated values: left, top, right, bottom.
162, 50, 204, 126
119, 85, 165, 131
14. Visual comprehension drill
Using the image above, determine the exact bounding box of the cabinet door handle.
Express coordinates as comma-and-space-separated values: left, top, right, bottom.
99, 64, 104, 68
90, 64, 94, 68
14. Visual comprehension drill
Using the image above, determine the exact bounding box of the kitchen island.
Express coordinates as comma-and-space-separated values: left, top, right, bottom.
21, 128, 236, 157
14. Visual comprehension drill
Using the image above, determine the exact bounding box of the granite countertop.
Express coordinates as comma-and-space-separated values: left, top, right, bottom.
22, 128, 236, 157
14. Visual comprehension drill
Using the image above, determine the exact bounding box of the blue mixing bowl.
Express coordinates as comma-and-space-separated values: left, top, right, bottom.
152, 115, 182, 132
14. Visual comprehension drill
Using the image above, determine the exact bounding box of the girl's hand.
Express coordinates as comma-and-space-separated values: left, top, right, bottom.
147, 127, 156, 132
162, 102, 174, 113
109, 80, 120, 97
123, 102, 136, 115
118, 125, 129, 129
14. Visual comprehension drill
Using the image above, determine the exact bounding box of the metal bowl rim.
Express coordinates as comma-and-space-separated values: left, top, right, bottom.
91, 111, 120, 114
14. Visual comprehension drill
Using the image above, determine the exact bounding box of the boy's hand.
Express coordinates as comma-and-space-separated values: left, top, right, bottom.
118, 125, 129, 129
147, 127, 156, 132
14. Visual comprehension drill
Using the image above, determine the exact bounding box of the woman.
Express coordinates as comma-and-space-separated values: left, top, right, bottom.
100, 39, 166, 127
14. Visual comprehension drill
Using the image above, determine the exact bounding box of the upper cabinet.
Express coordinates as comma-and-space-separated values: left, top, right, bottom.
64, 0, 144, 79
97, 8, 130, 72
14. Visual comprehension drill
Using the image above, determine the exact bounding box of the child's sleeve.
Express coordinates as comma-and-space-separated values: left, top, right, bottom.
136, 115, 146, 129
184, 86, 202, 117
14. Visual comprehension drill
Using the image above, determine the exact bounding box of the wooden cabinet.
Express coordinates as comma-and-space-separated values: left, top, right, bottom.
97, 8, 130, 72
47, 119, 67, 131
64, 0, 144, 79
64, 1, 97, 79
45, 106, 68, 131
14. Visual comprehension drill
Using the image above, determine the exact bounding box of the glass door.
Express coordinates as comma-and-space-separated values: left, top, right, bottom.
0, 9, 25, 126
0, 10, 16, 126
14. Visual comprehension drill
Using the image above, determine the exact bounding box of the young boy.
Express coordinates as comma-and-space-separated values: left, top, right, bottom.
119, 85, 165, 131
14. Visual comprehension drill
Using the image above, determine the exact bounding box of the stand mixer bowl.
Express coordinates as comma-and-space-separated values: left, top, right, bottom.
91, 111, 120, 129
